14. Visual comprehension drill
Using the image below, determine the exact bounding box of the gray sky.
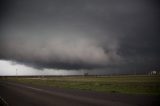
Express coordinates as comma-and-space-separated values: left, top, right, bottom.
0, 0, 160, 75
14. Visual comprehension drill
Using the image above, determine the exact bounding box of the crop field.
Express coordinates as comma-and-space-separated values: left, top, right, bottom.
4, 75, 160, 95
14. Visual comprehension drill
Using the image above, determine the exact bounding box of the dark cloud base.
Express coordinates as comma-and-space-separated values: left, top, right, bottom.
0, 0, 160, 73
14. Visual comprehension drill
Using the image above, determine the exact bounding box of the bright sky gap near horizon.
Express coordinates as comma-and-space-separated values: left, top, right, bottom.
0, 0, 159, 75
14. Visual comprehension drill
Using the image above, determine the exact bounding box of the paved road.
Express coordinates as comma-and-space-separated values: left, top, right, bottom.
0, 81, 159, 106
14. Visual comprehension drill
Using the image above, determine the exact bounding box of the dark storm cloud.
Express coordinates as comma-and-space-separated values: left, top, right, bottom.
0, 0, 159, 72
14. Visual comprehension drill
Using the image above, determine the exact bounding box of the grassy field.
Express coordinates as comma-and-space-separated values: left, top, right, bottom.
4, 75, 160, 95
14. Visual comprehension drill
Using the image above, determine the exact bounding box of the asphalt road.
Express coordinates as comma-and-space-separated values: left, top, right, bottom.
0, 81, 159, 106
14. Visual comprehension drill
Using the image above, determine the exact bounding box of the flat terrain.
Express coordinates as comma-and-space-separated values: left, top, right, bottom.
5, 75, 160, 95
0, 81, 160, 106
0, 75, 160, 106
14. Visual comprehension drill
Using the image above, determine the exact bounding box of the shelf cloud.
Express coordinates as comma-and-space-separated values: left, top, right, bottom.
0, 0, 159, 73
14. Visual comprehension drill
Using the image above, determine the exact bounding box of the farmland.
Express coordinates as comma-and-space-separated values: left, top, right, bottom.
3, 75, 160, 95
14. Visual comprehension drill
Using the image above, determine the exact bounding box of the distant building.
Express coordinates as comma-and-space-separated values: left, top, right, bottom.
148, 70, 160, 75
84, 72, 89, 76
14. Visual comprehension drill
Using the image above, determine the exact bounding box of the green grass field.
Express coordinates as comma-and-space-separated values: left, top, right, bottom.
5, 75, 160, 95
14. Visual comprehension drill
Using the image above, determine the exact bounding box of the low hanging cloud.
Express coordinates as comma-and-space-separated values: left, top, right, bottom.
0, 0, 159, 72
1, 25, 121, 69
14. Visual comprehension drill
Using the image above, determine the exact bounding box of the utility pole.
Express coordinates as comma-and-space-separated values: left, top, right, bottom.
16, 69, 18, 78
81, 70, 84, 76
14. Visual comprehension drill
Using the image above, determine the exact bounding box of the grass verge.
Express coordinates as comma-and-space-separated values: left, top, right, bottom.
4, 75, 160, 95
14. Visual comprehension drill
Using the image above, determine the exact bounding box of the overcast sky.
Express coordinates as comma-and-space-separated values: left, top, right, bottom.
0, 0, 160, 75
